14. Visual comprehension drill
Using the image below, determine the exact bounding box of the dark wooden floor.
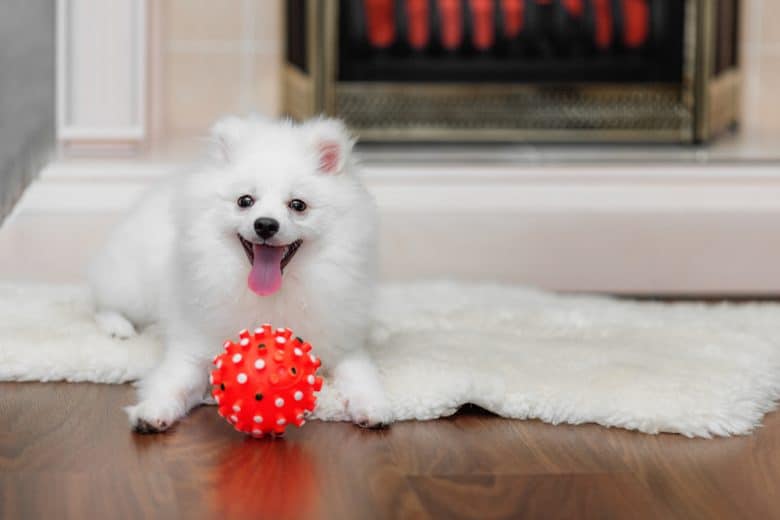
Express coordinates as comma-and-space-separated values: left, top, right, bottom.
1, 382, 779, 519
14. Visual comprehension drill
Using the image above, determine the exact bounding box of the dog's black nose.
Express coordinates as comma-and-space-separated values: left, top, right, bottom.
254, 217, 280, 240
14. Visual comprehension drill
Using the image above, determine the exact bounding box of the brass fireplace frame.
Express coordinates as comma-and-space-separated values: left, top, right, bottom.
282, 0, 740, 143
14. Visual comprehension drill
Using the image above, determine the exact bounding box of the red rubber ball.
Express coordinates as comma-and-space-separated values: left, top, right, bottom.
211, 324, 323, 437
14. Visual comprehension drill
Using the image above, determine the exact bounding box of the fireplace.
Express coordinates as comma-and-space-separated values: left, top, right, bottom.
282, 0, 741, 143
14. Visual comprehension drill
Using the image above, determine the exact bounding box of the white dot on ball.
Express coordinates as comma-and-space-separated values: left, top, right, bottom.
294, 391, 303, 401
229, 415, 238, 423
237, 373, 248, 384
309, 354, 317, 363
276, 327, 285, 333
209, 374, 213, 384
254, 328, 263, 335
232, 353, 242, 363
275, 397, 284, 407
240, 338, 249, 346
223, 341, 231, 349
252, 429, 263, 435
254, 359, 265, 370
232, 404, 240, 412
307, 375, 315, 384
275, 337, 286, 344
214, 395, 220, 404
294, 348, 303, 356
277, 418, 286, 425
216, 360, 223, 369
254, 415, 263, 423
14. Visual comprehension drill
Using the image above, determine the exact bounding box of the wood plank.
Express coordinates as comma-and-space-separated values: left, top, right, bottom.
1, 383, 779, 518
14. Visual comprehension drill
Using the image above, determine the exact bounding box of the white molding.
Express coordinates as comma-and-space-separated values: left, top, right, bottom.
21, 162, 780, 212
12, 181, 149, 213
57, 0, 147, 144
361, 163, 780, 183
38, 160, 181, 181
58, 126, 146, 140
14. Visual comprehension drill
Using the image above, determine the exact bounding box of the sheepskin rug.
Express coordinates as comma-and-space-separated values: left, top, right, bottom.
1, 281, 780, 438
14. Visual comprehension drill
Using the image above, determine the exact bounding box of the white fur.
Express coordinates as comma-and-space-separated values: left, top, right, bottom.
2, 281, 780, 438
87, 117, 390, 431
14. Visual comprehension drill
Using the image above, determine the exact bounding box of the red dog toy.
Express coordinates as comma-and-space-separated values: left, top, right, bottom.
211, 325, 323, 437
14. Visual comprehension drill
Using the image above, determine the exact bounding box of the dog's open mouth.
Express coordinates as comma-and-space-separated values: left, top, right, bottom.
238, 235, 302, 296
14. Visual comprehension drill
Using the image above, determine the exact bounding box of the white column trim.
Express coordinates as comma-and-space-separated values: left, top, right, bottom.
56, 0, 147, 144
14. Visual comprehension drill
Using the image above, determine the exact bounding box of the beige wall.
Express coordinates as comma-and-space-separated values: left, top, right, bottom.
742, 0, 780, 136
152, 0, 778, 142
742, 0, 780, 134
153, 0, 281, 142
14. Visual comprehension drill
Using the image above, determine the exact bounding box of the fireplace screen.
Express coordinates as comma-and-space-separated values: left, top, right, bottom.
283, 0, 741, 143
340, 0, 684, 83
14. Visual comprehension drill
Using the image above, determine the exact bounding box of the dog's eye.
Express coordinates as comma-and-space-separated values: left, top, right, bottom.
288, 199, 307, 212
237, 195, 254, 208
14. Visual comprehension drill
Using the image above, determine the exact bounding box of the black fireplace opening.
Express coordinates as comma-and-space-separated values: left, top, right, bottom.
338, 0, 686, 83
287, 0, 308, 73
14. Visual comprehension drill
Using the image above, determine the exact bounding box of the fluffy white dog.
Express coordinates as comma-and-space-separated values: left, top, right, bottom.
88, 116, 391, 432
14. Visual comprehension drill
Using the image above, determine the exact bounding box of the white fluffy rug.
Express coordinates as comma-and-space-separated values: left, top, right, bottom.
2, 282, 780, 438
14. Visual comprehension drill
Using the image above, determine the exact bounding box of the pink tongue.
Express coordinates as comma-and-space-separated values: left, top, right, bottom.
248, 244, 285, 296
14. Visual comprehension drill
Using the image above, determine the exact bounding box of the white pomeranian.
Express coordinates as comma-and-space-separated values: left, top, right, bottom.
87, 116, 391, 432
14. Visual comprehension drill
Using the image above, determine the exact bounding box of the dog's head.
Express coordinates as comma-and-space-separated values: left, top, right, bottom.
185, 116, 371, 297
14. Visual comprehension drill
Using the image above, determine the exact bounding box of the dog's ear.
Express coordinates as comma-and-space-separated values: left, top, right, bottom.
209, 115, 253, 162
303, 118, 355, 175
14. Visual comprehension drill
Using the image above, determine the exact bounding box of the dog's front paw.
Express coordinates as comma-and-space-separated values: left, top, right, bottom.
332, 353, 393, 428
95, 310, 137, 339
343, 392, 393, 429
125, 399, 184, 434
